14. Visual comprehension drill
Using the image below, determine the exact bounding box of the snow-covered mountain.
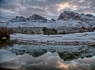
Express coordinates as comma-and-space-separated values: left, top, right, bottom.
58, 11, 95, 27
10, 16, 26, 22
0, 11, 95, 28
28, 14, 47, 22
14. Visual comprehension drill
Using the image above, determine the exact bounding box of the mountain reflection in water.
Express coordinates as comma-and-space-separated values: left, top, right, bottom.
10, 44, 95, 60
0, 43, 95, 70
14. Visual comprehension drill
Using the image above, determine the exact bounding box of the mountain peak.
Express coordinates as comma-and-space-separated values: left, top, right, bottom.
58, 11, 76, 20
11, 16, 26, 22
29, 14, 47, 22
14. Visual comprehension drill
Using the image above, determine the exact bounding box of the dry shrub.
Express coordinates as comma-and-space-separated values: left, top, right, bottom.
0, 27, 15, 40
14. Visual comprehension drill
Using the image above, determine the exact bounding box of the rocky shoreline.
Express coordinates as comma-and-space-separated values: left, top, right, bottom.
15, 39, 95, 45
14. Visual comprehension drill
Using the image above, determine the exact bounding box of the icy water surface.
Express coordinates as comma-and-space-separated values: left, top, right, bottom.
0, 42, 95, 70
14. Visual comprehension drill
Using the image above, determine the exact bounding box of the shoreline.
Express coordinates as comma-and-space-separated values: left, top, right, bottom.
15, 39, 95, 45
15, 40, 95, 45
10, 31, 95, 45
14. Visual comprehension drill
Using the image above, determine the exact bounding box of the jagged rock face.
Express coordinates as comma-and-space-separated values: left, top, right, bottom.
48, 19, 56, 23
86, 14, 93, 17
11, 16, 26, 22
58, 11, 94, 20
58, 11, 76, 20
28, 14, 47, 22
58, 11, 95, 25
51, 19, 56, 21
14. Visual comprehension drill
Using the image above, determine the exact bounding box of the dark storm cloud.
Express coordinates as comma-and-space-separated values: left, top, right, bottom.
69, 0, 95, 14
0, 9, 19, 21
0, 0, 10, 4
19, 7, 48, 17
0, 0, 95, 21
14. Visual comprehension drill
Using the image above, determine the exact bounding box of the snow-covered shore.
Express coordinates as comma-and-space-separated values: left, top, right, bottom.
10, 31, 95, 45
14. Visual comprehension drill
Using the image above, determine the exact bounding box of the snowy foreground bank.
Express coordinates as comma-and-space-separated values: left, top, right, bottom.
10, 31, 95, 45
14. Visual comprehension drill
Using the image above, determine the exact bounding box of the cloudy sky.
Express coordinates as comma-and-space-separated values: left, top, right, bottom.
0, 0, 95, 21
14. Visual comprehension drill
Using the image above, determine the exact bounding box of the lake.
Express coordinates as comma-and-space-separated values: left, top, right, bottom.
0, 42, 95, 70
